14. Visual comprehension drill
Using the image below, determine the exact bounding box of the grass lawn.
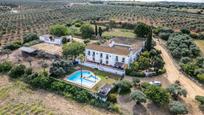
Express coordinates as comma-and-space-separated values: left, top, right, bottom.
103, 28, 135, 38
79, 66, 119, 92
194, 40, 204, 55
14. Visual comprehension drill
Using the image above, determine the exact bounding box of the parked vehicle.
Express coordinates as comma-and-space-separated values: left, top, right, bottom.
149, 81, 161, 86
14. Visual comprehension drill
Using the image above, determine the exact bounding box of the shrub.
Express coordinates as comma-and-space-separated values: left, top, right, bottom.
109, 104, 120, 112
133, 78, 140, 86
30, 72, 50, 89
131, 90, 147, 104
166, 83, 187, 100
49, 24, 68, 37
143, 84, 169, 106
9, 64, 26, 78
159, 32, 170, 40
51, 81, 66, 92
195, 95, 204, 105
75, 23, 81, 27
108, 93, 117, 103
24, 67, 33, 76
115, 80, 132, 95
180, 28, 190, 34
62, 42, 85, 60
180, 57, 191, 64
84, 39, 90, 44
49, 60, 71, 78
3, 41, 22, 50
159, 27, 174, 33
73, 90, 90, 103
181, 63, 198, 77
125, 70, 145, 77
157, 68, 166, 75
23, 33, 39, 43
134, 22, 151, 37
197, 74, 204, 83
169, 101, 188, 114
198, 34, 204, 40
0, 61, 12, 73
23, 40, 41, 47
80, 23, 94, 39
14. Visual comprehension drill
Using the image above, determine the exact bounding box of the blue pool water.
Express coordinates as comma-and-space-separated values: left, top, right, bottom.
66, 70, 100, 88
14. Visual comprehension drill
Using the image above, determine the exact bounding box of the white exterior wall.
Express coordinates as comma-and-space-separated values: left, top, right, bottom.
129, 48, 143, 63
39, 35, 72, 45
39, 36, 62, 45
85, 49, 129, 67
81, 61, 125, 76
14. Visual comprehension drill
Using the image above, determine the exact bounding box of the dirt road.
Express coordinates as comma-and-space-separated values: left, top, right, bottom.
155, 40, 204, 115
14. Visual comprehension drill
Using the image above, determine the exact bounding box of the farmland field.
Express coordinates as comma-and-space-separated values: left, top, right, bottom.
194, 40, 204, 55
0, 75, 116, 115
103, 29, 135, 38
0, 0, 204, 46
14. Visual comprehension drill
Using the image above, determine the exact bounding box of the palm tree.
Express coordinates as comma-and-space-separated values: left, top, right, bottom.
78, 54, 85, 88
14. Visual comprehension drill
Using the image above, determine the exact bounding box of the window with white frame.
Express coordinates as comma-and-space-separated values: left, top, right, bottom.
122, 57, 125, 63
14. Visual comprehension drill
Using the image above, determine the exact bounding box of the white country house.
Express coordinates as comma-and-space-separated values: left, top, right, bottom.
39, 34, 72, 45
81, 37, 145, 76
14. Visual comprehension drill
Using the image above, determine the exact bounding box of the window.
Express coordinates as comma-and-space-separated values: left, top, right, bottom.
93, 57, 95, 61
122, 57, 125, 63
100, 53, 103, 58
106, 60, 109, 65
106, 54, 109, 59
92, 52, 95, 56
116, 56, 118, 62
88, 51, 90, 56
100, 59, 102, 64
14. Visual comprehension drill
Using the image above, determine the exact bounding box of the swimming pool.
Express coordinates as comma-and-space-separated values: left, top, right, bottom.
65, 70, 101, 88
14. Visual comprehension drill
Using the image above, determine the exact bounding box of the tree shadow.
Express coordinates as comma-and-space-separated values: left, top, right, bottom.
146, 102, 170, 115
133, 104, 147, 115
118, 93, 131, 103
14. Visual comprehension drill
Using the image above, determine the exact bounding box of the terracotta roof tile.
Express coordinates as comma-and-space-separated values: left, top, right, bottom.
86, 44, 130, 56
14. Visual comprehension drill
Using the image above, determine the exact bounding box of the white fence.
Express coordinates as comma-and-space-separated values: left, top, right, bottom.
81, 61, 125, 76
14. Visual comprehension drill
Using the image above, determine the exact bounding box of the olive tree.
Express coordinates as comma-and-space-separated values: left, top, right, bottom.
166, 83, 187, 100
50, 24, 68, 37
131, 90, 147, 104
114, 80, 132, 95
80, 24, 94, 39
169, 101, 188, 114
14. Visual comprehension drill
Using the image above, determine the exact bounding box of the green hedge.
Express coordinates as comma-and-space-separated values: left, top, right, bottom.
0, 61, 12, 73
0, 61, 117, 112
3, 41, 22, 51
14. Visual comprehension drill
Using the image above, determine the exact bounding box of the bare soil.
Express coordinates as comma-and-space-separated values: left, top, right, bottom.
0, 75, 117, 115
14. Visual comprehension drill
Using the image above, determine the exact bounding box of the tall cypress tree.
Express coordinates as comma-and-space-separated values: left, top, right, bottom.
99, 27, 103, 37
95, 25, 98, 36
145, 27, 152, 51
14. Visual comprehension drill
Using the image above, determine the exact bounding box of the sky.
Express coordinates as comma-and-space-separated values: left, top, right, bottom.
104, 0, 204, 3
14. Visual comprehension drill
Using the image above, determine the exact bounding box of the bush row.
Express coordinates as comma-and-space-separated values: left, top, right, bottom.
126, 49, 165, 77
0, 61, 119, 112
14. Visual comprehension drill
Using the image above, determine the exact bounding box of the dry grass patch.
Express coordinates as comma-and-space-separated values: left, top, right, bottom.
31, 43, 62, 56
194, 40, 204, 56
